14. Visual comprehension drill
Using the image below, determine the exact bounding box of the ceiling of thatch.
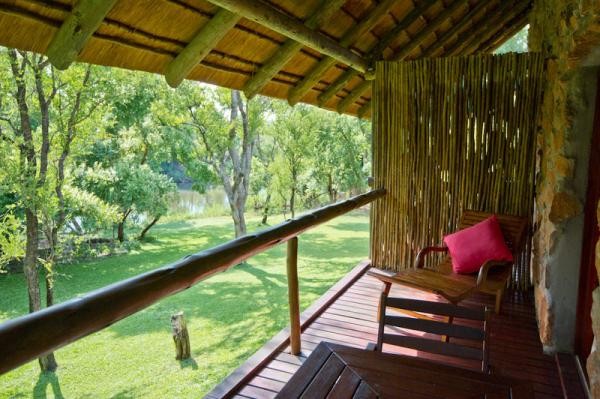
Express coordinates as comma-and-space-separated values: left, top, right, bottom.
0, 0, 531, 118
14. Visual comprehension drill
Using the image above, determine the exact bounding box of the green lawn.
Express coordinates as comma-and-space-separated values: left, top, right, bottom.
0, 211, 370, 398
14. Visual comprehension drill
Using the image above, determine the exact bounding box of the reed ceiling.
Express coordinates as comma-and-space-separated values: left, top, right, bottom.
0, 0, 531, 117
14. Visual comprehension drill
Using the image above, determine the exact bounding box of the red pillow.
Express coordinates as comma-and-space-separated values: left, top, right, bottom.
443, 215, 513, 274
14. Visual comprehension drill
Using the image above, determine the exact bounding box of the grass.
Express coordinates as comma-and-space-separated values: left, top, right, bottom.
0, 211, 370, 398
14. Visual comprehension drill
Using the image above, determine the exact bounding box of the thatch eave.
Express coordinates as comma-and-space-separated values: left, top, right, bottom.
0, 0, 531, 117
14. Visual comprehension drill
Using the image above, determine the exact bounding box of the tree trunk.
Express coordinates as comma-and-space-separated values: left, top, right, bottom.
117, 210, 131, 243
328, 174, 337, 203
23, 209, 41, 314
290, 187, 296, 219
231, 205, 247, 237
117, 222, 125, 243
139, 216, 160, 240
261, 193, 271, 225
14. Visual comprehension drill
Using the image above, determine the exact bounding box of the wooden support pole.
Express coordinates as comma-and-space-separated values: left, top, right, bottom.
171, 311, 191, 360
243, 0, 346, 99
287, 0, 397, 106
336, 0, 470, 113
420, 0, 490, 58
204, 0, 370, 74
165, 9, 240, 88
317, 0, 437, 107
46, 0, 118, 70
286, 237, 301, 355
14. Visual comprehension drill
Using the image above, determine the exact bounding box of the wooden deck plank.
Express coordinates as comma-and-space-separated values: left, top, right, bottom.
207, 264, 567, 399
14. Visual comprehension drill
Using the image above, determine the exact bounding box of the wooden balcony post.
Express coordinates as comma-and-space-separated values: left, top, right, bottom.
287, 236, 301, 355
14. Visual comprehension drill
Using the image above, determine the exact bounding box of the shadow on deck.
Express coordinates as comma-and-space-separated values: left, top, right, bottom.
206, 262, 580, 399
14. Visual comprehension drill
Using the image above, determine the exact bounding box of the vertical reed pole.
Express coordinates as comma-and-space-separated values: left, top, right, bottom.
286, 236, 301, 355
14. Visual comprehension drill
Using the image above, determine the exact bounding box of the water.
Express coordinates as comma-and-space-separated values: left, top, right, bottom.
168, 187, 229, 217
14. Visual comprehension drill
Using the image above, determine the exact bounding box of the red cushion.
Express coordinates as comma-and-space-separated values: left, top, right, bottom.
443, 215, 513, 274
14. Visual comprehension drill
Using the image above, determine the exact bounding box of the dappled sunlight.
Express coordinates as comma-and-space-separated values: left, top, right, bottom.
0, 212, 369, 398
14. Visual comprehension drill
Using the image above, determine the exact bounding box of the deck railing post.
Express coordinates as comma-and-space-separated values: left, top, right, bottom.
286, 236, 301, 355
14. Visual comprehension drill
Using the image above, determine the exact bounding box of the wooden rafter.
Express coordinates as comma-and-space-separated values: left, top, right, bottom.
286, 0, 397, 106
357, 100, 371, 119
165, 9, 240, 88
242, 0, 346, 99
460, 1, 530, 55
317, 0, 438, 107
446, 0, 519, 56
420, 0, 490, 58
337, 0, 470, 114
479, 14, 529, 53
46, 0, 118, 70
204, 0, 370, 74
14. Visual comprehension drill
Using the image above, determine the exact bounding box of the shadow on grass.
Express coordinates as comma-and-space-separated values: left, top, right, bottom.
33, 372, 64, 399
179, 357, 198, 370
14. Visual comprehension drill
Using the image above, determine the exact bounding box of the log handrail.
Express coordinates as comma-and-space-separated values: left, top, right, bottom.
0, 188, 385, 374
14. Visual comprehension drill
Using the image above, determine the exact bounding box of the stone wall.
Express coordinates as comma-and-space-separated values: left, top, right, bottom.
529, 0, 600, 392
591, 200, 600, 399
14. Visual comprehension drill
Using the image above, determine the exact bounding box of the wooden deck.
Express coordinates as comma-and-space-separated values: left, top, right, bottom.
206, 262, 581, 399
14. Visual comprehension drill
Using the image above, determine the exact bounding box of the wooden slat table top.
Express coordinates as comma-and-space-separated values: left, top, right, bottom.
276, 342, 533, 399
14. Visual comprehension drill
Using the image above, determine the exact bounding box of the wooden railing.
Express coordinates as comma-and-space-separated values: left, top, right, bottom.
0, 188, 385, 374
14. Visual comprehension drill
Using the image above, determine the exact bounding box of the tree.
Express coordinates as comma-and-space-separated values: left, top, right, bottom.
271, 104, 318, 218
251, 130, 277, 224
311, 112, 369, 203
77, 160, 176, 242
158, 85, 267, 237
77, 71, 176, 240
0, 49, 101, 371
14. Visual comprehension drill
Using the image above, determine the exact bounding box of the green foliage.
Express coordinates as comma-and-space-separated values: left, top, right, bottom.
77, 160, 177, 221
495, 25, 529, 54
0, 211, 25, 271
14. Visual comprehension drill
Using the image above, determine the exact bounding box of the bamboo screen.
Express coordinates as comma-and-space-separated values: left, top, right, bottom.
371, 53, 544, 290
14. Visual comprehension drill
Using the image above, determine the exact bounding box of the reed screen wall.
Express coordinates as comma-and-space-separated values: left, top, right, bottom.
371, 53, 544, 290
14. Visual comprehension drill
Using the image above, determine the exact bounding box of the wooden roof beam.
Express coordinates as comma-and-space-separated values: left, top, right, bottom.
443, 2, 514, 56
460, 1, 531, 55
337, 0, 470, 114
446, 0, 523, 56
420, 0, 489, 58
389, 0, 470, 62
242, 0, 346, 99
478, 14, 529, 53
286, 0, 397, 106
318, 0, 438, 107
165, 9, 240, 88
204, 0, 370, 74
357, 100, 371, 119
46, 0, 118, 70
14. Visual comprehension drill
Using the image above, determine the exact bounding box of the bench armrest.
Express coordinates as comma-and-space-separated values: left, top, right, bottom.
476, 260, 511, 288
415, 246, 448, 268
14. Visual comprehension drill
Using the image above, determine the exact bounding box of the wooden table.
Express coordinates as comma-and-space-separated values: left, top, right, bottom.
276, 342, 533, 398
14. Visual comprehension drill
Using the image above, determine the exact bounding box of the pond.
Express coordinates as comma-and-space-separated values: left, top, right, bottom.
168, 187, 229, 217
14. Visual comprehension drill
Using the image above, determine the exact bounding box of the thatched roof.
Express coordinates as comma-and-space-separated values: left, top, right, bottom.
0, 0, 531, 117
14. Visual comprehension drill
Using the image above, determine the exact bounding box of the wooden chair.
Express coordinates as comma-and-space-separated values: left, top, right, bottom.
370, 295, 491, 372
368, 210, 528, 314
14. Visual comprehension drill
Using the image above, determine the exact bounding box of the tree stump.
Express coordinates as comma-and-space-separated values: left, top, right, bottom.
171, 312, 191, 360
